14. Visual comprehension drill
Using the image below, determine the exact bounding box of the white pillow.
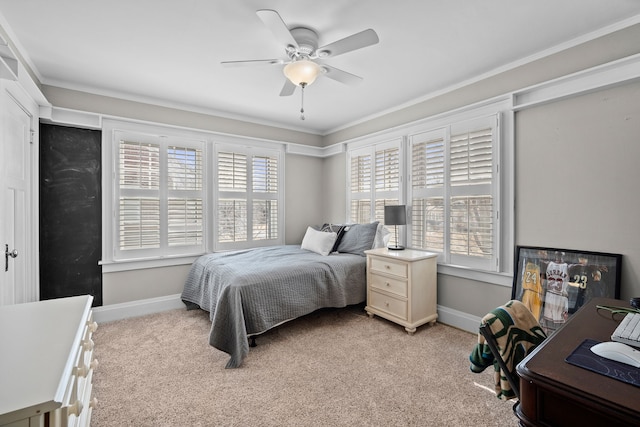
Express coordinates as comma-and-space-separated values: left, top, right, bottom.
372, 222, 392, 248
301, 226, 338, 256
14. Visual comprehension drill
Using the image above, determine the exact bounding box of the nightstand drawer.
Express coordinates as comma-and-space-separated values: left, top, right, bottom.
370, 257, 408, 279
369, 291, 407, 320
369, 273, 407, 298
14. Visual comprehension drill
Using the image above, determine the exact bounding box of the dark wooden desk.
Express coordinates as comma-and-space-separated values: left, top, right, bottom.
515, 297, 640, 426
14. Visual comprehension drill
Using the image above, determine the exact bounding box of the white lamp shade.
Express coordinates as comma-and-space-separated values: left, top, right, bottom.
283, 59, 321, 86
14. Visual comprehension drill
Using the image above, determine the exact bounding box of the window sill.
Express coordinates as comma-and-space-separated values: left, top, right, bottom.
437, 263, 513, 287
100, 255, 200, 273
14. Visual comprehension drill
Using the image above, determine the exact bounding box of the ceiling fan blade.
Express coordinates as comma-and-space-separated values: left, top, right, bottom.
316, 29, 379, 58
320, 65, 363, 86
220, 59, 285, 67
256, 9, 299, 50
279, 79, 297, 96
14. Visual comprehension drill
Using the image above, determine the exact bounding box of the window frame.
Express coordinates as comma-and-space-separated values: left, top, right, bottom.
409, 114, 500, 271
101, 120, 285, 272
108, 124, 207, 263
347, 137, 403, 245
346, 98, 513, 278
213, 141, 284, 252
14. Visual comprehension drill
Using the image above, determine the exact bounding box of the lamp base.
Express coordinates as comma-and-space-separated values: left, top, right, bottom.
387, 245, 405, 251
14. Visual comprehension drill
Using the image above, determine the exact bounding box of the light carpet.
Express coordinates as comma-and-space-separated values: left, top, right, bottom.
90, 304, 519, 426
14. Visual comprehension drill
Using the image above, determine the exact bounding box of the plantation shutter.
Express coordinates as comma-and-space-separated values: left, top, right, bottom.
449, 125, 494, 261
119, 141, 161, 250
349, 151, 372, 223
408, 113, 499, 270
374, 146, 400, 245
117, 137, 205, 257
375, 147, 399, 192
216, 146, 282, 249
410, 132, 445, 251
167, 146, 203, 246
218, 151, 248, 243
348, 140, 402, 245
252, 154, 279, 240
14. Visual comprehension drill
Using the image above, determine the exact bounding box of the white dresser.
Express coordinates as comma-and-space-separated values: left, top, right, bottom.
0, 295, 98, 427
365, 248, 438, 334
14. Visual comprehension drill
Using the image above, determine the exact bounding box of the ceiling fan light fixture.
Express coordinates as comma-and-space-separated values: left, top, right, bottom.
283, 58, 321, 86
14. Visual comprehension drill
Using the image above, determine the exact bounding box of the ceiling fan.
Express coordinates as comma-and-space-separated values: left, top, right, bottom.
221, 9, 379, 119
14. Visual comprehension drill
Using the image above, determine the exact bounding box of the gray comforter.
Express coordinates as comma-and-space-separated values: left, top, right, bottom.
181, 245, 367, 368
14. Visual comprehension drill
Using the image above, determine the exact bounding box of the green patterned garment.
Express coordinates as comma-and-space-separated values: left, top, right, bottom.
469, 300, 547, 400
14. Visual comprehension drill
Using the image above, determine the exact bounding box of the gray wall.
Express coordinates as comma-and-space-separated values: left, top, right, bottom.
42, 85, 324, 147
324, 23, 640, 146
516, 82, 640, 300
319, 81, 640, 320
317, 23, 640, 320
44, 23, 640, 317
322, 152, 348, 223
285, 154, 325, 244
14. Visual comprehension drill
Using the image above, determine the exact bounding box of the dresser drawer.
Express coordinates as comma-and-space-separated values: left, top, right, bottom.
369, 256, 408, 279
0, 296, 96, 427
369, 273, 407, 298
50, 309, 97, 427
369, 291, 407, 320
365, 248, 438, 334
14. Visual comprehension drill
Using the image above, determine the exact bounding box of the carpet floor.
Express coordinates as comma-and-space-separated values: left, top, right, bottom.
90, 304, 519, 426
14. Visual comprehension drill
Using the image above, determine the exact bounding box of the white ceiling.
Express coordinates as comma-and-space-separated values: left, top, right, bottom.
1, 1, 639, 135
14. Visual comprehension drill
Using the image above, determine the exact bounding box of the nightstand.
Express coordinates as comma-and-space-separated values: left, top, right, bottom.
364, 248, 438, 334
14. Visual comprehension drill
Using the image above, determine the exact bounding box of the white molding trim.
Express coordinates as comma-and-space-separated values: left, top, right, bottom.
93, 293, 185, 324
92, 292, 482, 336
286, 141, 345, 157
438, 265, 513, 288
513, 52, 640, 111
37, 52, 640, 158
40, 105, 102, 129
437, 304, 481, 334
326, 14, 640, 135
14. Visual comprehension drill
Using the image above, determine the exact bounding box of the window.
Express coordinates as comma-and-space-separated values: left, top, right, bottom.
346, 109, 504, 273
348, 139, 402, 245
103, 120, 285, 271
409, 114, 499, 271
215, 144, 282, 251
114, 130, 205, 261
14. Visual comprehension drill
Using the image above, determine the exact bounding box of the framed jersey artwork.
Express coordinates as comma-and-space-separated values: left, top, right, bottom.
512, 245, 622, 335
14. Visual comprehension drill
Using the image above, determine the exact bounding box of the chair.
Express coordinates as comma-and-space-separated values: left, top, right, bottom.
469, 300, 547, 401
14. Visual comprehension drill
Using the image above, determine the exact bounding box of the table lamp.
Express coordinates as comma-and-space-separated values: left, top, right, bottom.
384, 205, 406, 250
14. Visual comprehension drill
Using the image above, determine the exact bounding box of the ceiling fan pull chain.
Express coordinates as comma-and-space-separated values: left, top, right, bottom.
300, 82, 306, 120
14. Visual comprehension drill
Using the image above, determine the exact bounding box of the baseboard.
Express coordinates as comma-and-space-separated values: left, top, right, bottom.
93, 294, 481, 333
93, 293, 185, 323
437, 304, 481, 334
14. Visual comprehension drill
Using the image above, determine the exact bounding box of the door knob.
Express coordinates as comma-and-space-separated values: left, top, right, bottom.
5, 244, 18, 272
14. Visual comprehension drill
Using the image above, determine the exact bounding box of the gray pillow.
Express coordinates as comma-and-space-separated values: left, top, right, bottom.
320, 223, 348, 253
337, 222, 379, 256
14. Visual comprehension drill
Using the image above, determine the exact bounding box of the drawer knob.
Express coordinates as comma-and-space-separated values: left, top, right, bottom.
385, 301, 390, 307
385, 265, 391, 269
385, 282, 390, 287
67, 400, 83, 417
76, 364, 90, 377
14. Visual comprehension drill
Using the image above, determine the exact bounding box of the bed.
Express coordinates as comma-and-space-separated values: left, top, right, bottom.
181, 222, 384, 368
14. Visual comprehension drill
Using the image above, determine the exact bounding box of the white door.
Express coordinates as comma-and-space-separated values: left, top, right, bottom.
0, 82, 35, 306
